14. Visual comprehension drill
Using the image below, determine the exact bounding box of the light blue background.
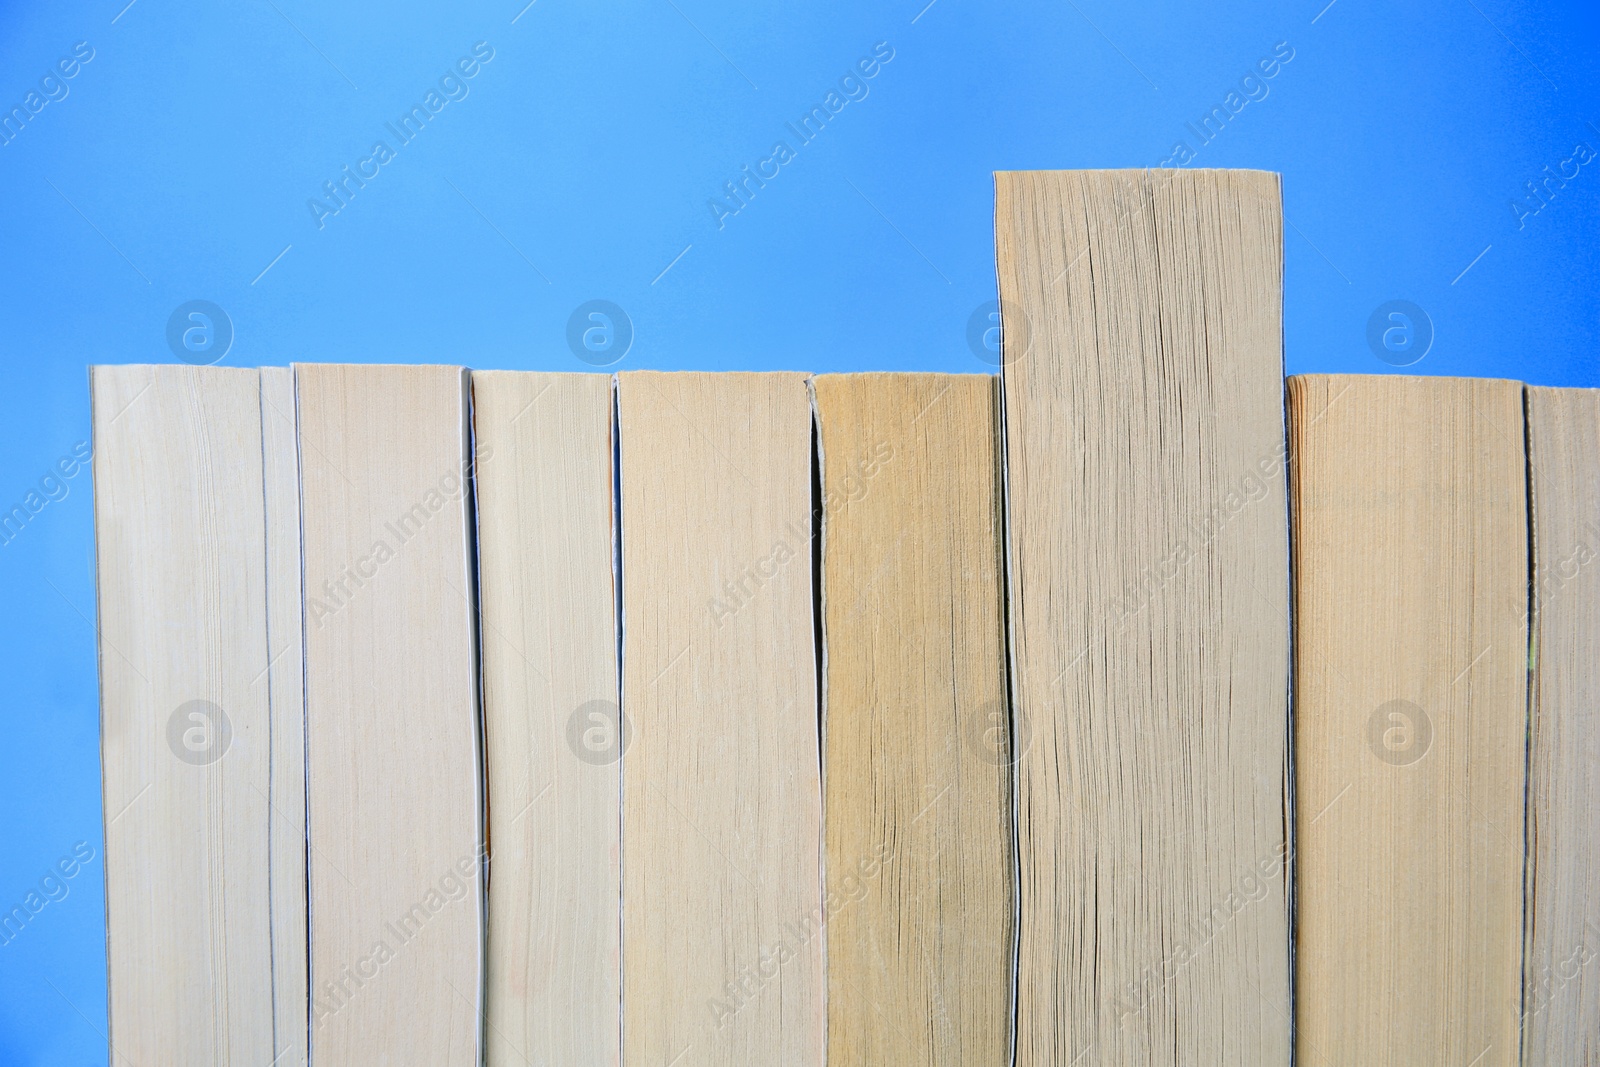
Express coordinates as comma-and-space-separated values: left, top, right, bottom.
0, 0, 1594, 1061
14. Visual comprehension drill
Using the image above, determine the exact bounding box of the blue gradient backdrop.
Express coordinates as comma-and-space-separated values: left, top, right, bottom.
0, 0, 1595, 1061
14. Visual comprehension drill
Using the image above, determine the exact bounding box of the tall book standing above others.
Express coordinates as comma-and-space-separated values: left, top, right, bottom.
995, 168, 1293, 1065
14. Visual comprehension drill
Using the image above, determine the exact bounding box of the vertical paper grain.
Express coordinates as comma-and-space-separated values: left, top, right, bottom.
1291, 374, 1527, 1066
473, 371, 620, 1066
260, 366, 309, 1067
618, 371, 822, 1067
296, 363, 483, 1065
814, 372, 1013, 1066
996, 169, 1292, 1064
1523, 386, 1600, 1065
92, 365, 275, 1065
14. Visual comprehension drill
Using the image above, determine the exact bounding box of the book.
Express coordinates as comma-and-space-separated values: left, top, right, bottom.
617, 371, 822, 1067
472, 371, 620, 1066
260, 366, 309, 1067
91, 365, 277, 1064
995, 169, 1292, 1064
1522, 385, 1600, 1063
1290, 374, 1527, 1065
812, 372, 1013, 1065
295, 364, 484, 1063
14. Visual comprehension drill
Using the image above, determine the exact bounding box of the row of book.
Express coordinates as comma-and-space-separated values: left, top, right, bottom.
90, 170, 1597, 1066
